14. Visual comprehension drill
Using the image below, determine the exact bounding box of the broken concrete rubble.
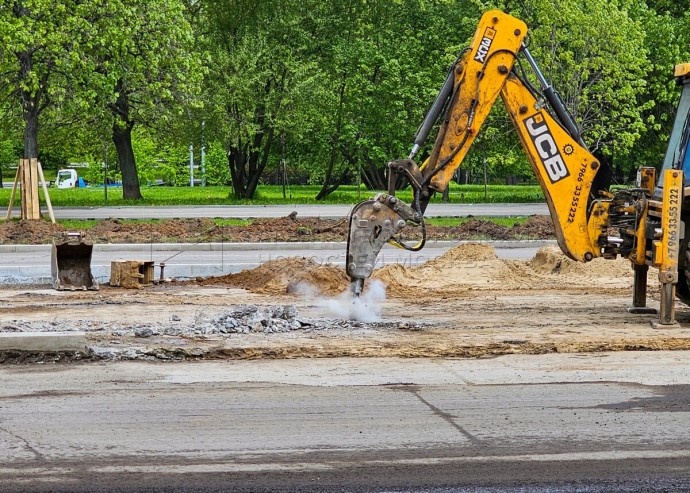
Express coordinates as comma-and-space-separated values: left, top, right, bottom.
211, 304, 304, 334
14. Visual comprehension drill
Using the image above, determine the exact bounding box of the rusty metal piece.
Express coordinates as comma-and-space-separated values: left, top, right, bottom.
159, 262, 166, 283
110, 260, 154, 289
637, 167, 656, 194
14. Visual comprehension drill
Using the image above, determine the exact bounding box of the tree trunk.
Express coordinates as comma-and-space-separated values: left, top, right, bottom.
22, 103, 39, 159
18, 51, 39, 159
316, 167, 350, 200
226, 70, 286, 200
228, 142, 249, 199
591, 148, 613, 195
360, 158, 387, 190
227, 105, 276, 199
316, 73, 348, 201
112, 121, 142, 200
110, 79, 142, 200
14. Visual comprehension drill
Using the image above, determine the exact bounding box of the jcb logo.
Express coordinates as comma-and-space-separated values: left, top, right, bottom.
473, 27, 496, 63
523, 114, 569, 183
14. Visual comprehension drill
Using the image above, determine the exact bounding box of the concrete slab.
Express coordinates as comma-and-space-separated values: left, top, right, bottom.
0, 332, 87, 352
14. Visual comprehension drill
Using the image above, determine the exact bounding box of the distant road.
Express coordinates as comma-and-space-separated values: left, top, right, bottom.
40, 203, 549, 220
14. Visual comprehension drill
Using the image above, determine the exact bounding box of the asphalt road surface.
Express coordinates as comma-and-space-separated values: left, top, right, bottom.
41, 203, 549, 220
3, 353, 690, 492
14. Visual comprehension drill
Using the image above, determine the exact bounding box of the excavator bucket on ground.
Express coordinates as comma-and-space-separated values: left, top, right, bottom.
51, 232, 99, 290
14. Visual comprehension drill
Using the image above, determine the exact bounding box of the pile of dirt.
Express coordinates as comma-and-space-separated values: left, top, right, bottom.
435, 215, 553, 241
511, 215, 554, 238
0, 220, 65, 243
187, 243, 634, 299
373, 243, 503, 298
433, 242, 498, 262
0, 214, 555, 244
527, 245, 632, 281
87, 218, 220, 243
374, 243, 634, 298
192, 257, 350, 295
445, 219, 511, 240
225, 216, 348, 243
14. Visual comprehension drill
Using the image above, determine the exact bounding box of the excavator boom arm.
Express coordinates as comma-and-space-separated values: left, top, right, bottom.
346, 9, 685, 328
500, 73, 602, 261
346, 9, 604, 286
420, 11, 527, 193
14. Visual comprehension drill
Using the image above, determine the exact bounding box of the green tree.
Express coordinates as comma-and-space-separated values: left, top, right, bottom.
626, 2, 690, 171
202, 0, 324, 199
0, 1, 113, 159
309, 0, 485, 196
96, 0, 199, 199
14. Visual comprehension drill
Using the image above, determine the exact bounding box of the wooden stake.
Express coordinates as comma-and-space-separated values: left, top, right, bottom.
5, 164, 20, 221
36, 160, 55, 224
20, 158, 40, 220
7, 159, 54, 221
28, 158, 39, 219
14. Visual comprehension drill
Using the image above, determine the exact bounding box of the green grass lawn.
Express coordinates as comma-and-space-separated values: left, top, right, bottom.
0, 183, 545, 207
424, 216, 529, 227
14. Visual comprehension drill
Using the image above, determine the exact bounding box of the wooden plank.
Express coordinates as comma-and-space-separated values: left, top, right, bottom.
29, 158, 39, 219
20, 158, 41, 220
20, 159, 28, 219
5, 163, 20, 220
36, 161, 55, 224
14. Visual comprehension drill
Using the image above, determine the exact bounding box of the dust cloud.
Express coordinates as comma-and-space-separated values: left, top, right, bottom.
325, 280, 387, 322
293, 279, 387, 322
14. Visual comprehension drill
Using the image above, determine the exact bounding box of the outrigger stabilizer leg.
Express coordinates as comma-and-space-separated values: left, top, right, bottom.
628, 264, 657, 314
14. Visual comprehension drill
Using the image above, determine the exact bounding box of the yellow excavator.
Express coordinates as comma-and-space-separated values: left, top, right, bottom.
346, 10, 690, 327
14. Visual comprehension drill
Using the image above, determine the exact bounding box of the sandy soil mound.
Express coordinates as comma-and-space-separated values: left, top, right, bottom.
187, 243, 635, 299
434, 242, 498, 262
528, 246, 632, 278
494, 246, 634, 291
374, 243, 634, 297
194, 257, 350, 295
374, 243, 503, 297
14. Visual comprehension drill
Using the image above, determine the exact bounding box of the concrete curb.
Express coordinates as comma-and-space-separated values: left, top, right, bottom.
0, 332, 87, 352
0, 239, 557, 253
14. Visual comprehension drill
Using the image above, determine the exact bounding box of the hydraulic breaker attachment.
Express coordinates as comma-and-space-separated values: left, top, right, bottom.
51, 232, 99, 291
346, 193, 423, 297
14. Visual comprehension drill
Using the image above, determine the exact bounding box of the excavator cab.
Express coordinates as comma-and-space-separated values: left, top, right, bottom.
657, 64, 690, 189
51, 232, 99, 291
